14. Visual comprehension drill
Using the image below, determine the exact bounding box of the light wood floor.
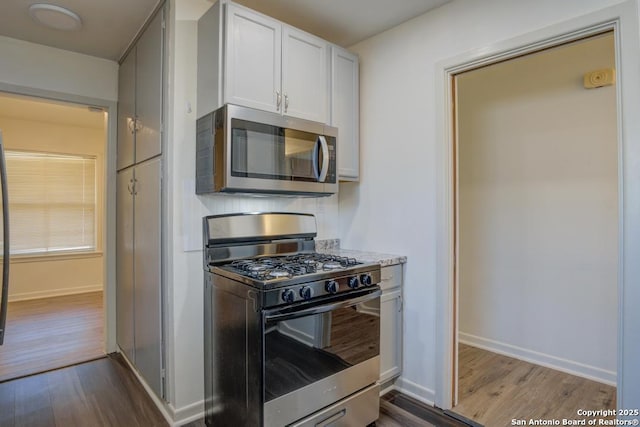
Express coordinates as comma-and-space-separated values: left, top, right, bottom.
453, 344, 616, 427
0, 292, 104, 382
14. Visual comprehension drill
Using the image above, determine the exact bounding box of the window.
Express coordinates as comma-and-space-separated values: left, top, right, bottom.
0, 151, 97, 255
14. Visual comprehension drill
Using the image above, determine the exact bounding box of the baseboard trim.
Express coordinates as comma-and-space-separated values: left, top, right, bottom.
393, 377, 435, 406
459, 332, 616, 386
8, 285, 103, 302
117, 350, 175, 427
170, 400, 205, 426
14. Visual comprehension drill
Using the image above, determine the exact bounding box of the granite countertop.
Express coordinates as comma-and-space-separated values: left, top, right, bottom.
316, 239, 407, 267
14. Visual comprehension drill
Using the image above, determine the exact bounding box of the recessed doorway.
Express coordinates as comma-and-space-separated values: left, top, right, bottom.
0, 91, 107, 381
450, 32, 617, 424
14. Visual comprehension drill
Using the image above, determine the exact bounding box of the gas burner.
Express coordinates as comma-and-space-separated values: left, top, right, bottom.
322, 261, 343, 270
268, 270, 292, 278
221, 252, 362, 282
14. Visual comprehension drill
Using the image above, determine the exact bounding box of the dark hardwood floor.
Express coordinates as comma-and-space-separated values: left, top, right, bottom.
0, 354, 167, 427
0, 354, 472, 427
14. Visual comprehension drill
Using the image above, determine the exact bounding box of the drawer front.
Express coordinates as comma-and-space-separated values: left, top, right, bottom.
380, 264, 403, 291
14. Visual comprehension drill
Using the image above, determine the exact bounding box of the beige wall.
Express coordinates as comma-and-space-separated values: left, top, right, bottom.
457, 34, 617, 383
0, 114, 106, 301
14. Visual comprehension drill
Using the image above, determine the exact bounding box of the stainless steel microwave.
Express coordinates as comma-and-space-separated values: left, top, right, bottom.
196, 104, 338, 196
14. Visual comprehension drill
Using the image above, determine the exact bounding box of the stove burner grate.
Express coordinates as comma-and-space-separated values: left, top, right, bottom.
224, 253, 360, 281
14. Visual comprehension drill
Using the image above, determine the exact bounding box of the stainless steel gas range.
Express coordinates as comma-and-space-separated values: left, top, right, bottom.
203, 212, 381, 427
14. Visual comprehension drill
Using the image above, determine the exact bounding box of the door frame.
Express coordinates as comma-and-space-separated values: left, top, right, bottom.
434, 1, 640, 410
0, 81, 119, 354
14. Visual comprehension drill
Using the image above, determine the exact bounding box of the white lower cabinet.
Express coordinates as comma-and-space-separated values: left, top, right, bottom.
116, 158, 163, 398
379, 265, 403, 384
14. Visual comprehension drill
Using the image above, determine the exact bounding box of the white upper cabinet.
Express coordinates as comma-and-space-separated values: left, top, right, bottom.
117, 49, 136, 171
198, 1, 330, 123
117, 8, 164, 171
225, 4, 281, 113
331, 46, 359, 181
135, 9, 164, 165
282, 26, 328, 123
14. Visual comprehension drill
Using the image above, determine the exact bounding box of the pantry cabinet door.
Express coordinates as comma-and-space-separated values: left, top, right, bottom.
135, 8, 164, 164
117, 49, 136, 171
282, 26, 329, 123
133, 158, 163, 398
224, 4, 281, 113
116, 169, 135, 363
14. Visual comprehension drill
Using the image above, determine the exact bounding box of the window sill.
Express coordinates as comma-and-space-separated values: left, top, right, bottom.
8, 251, 103, 264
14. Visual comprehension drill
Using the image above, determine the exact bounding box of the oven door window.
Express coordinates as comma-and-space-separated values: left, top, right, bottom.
263, 295, 380, 402
230, 119, 321, 182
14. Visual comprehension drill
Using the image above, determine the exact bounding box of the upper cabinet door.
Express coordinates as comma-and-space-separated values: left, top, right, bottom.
117, 48, 136, 171
135, 9, 164, 164
282, 26, 328, 123
225, 4, 281, 113
331, 46, 359, 181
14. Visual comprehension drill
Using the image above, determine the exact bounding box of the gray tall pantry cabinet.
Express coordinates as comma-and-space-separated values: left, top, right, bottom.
116, 5, 165, 399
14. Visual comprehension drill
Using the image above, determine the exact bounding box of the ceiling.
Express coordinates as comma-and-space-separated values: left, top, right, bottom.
0, 92, 106, 130
0, 0, 449, 62
0, 0, 160, 61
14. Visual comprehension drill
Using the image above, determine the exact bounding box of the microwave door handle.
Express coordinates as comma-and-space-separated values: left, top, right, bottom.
264, 289, 381, 322
318, 135, 329, 182
312, 137, 321, 180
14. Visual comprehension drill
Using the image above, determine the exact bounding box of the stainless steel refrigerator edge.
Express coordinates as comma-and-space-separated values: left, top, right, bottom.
0, 130, 10, 345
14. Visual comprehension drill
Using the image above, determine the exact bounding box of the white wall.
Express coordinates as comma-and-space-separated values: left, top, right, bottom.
0, 36, 118, 102
457, 34, 617, 384
0, 116, 106, 301
341, 0, 629, 404
165, 13, 340, 418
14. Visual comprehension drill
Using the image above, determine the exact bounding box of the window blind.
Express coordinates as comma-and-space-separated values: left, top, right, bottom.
0, 151, 96, 255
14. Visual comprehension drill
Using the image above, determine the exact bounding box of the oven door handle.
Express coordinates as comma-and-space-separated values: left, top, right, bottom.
264, 289, 381, 322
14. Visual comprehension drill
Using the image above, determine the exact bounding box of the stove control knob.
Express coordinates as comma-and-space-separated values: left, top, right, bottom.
348, 276, 359, 289
299, 286, 314, 300
360, 274, 373, 287
281, 289, 295, 303
325, 280, 339, 294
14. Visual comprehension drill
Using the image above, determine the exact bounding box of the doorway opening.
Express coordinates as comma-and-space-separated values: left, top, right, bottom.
0, 91, 107, 381
450, 32, 617, 424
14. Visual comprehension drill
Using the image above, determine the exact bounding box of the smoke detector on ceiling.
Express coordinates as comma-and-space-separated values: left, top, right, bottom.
29, 3, 82, 31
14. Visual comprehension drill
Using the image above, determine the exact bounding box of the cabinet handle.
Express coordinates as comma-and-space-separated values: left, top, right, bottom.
134, 116, 143, 132
276, 91, 282, 111
284, 94, 289, 113
399, 294, 403, 312
128, 178, 138, 195
127, 117, 135, 134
